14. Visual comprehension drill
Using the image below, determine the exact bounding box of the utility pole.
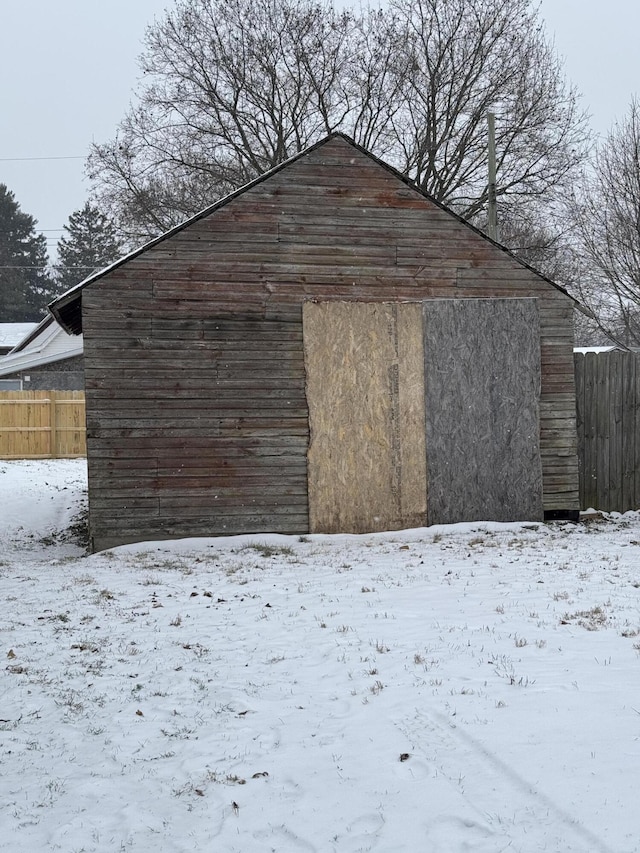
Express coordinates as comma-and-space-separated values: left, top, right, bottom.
487, 111, 499, 241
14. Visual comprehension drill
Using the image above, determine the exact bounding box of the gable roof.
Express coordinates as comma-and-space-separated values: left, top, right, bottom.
49, 132, 581, 335
0, 322, 39, 352
9, 315, 55, 352
0, 316, 83, 377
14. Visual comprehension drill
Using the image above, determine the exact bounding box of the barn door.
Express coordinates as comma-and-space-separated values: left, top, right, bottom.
303, 298, 543, 534
303, 302, 427, 534
423, 298, 543, 524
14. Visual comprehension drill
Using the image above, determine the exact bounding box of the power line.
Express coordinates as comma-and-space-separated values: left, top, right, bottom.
0, 264, 100, 270
0, 155, 85, 162
0, 231, 64, 236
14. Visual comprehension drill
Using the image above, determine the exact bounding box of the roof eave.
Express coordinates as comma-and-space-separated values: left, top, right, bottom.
0, 339, 84, 377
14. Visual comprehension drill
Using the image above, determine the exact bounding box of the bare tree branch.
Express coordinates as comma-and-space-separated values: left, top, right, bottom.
571, 99, 640, 346
86, 0, 590, 247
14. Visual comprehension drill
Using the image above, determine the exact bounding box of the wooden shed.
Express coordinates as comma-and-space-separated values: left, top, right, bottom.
51, 134, 580, 551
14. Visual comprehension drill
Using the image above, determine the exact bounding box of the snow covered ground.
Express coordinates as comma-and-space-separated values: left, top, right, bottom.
1, 459, 640, 852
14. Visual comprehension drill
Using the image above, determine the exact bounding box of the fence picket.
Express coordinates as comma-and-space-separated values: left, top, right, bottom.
574, 351, 640, 512
0, 391, 86, 459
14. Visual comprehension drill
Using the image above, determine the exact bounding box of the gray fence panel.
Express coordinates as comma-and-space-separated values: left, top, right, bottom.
575, 351, 640, 512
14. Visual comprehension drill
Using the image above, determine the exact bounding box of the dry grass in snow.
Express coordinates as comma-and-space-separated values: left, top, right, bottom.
1, 460, 639, 852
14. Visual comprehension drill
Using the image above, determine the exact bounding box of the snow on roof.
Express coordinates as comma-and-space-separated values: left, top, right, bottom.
573, 346, 625, 354
0, 323, 38, 349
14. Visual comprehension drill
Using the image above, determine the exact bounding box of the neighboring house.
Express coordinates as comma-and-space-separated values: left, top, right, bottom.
0, 315, 83, 390
0, 323, 38, 356
51, 133, 581, 551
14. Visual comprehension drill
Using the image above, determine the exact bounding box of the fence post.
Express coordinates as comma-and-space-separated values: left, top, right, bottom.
49, 391, 57, 459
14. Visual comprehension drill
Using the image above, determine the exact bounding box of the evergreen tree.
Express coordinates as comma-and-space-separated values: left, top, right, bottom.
0, 184, 55, 321
54, 202, 122, 291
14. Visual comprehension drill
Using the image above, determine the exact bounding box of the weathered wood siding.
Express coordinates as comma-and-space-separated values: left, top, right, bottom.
83, 315, 308, 549
575, 351, 640, 512
304, 302, 427, 533
82, 135, 578, 549
423, 299, 543, 524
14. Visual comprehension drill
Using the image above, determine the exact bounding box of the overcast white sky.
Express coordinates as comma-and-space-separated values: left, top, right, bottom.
1, 0, 638, 260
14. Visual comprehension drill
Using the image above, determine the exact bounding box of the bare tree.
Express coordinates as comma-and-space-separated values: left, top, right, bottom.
87, 0, 590, 244
571, 98, 640, 347
497, 207, 569, 280
88, 0, 357, 240
388, 0, 588, 221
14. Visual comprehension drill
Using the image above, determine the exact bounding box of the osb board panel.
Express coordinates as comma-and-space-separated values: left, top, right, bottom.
304, 301, 427, 534
423, 298, 543, 524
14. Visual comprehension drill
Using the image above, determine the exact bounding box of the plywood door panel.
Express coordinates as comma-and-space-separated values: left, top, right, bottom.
423, 298, 543, 524
303, 302, 427, 533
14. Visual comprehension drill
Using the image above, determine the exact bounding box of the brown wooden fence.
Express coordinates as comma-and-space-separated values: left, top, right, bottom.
574, 351, 640, 512
0, 391, 86, 459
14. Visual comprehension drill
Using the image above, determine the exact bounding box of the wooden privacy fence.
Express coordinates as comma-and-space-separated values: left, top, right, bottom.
0, 391, 86, 459
574, 351, 640, 512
